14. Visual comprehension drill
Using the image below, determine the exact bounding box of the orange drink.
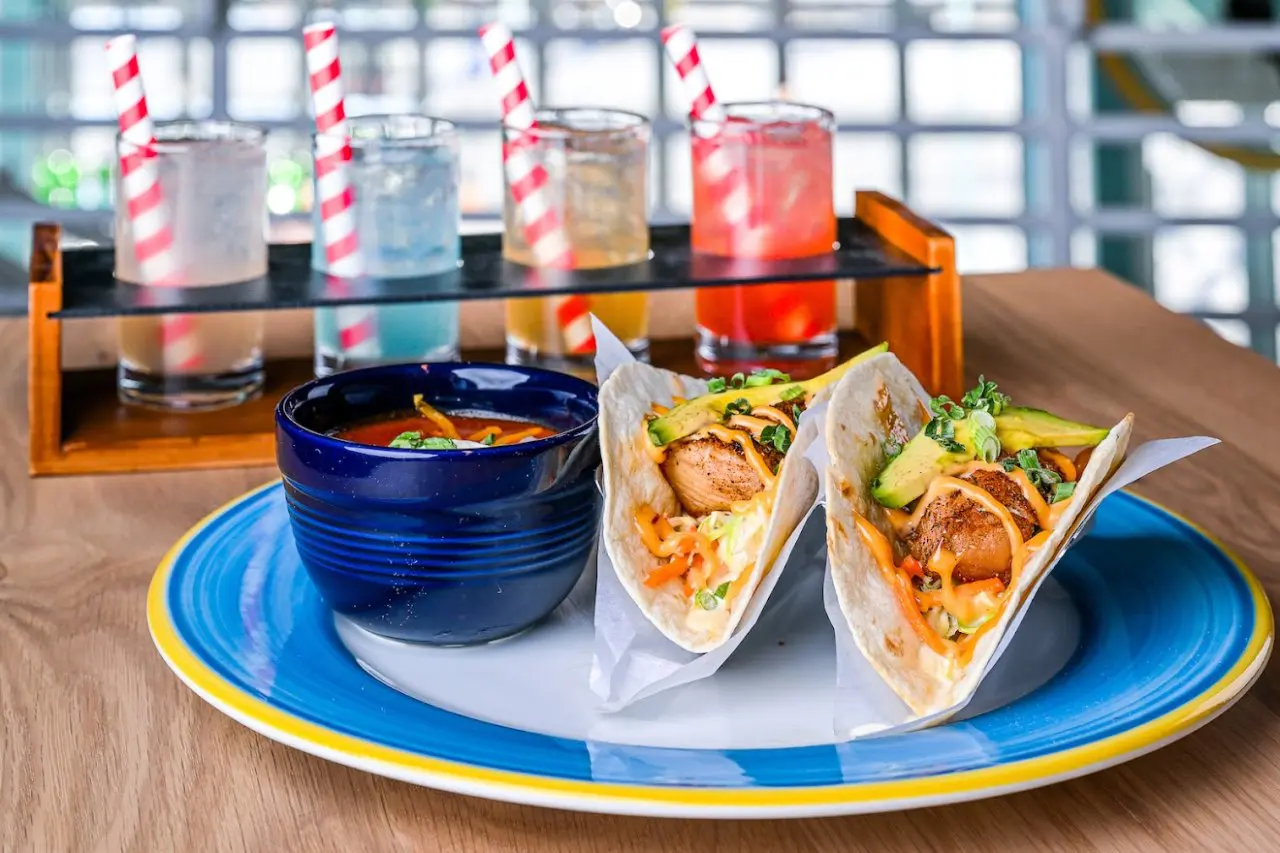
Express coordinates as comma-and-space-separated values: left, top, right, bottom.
502, 108, 650, 374
691, 102, 837, 378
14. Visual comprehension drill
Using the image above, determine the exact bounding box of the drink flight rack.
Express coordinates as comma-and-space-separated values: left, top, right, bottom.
27, 191, 961, 476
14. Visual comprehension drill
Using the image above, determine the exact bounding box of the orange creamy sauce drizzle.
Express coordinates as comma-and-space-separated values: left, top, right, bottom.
858, 466, 1079, 664
635, 408, 783, 600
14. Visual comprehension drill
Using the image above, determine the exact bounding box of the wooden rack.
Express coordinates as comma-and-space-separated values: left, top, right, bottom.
28, 191, 961, 476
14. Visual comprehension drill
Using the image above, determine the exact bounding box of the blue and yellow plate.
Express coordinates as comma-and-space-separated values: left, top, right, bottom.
149, 482, 1271, 818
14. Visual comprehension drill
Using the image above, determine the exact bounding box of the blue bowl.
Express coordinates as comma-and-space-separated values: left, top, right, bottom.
275, 362, 601, 645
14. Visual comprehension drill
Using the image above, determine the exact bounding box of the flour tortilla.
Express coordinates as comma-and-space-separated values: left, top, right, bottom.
823, 353, 1133, 716
599, 361, 822, 653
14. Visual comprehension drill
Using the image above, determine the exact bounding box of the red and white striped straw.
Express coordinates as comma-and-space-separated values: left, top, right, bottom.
304, 22, 379, 362
661, 25, 758, 239
479, 22, 595, 356
105, 35, 202, 372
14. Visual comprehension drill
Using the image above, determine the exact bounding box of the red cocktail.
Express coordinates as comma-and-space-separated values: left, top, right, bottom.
691, 102, 837, 378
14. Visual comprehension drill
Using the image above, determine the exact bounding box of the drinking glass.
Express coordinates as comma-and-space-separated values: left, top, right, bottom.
691, 102, 838, 378
311, 115, 461, 376
115, 120, 267, 410
502, 108, 650, 374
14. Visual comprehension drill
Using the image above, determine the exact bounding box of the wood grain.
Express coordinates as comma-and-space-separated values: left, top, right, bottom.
4, 268, 1280, 851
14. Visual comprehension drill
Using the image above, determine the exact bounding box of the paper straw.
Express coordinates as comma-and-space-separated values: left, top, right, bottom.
661, 25, 758, 239
105, 35, 202, 372
303, 22, 380, 362
479, 22, 595, 356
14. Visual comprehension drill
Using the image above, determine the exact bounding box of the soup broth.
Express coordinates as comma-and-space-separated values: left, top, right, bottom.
335, 409, 553, 448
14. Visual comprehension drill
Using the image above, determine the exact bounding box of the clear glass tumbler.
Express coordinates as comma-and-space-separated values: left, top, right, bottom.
311, 115, 461, 376
691, 102, 838, 379
115, 121, 267, 410
502, 108, 650, 374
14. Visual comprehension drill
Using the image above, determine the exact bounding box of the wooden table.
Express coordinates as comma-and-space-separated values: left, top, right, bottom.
4, 269, 1279, 851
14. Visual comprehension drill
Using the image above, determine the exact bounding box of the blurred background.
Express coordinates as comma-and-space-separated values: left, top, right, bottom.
0, 0, 1278, 356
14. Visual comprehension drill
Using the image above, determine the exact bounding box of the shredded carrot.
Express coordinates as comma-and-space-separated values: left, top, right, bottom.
493, 427, 547, 446
645, 553, 693, 588
853, 515, 951, 657
651, 403, 669, 416
900, 555, 924, 578
468, 426, 503, 443
956, 577, 1006, 597
672, 397, 687, 406
412, 394, 460, 439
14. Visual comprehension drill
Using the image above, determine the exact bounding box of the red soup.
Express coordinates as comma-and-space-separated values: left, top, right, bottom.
335, 402, 554, 449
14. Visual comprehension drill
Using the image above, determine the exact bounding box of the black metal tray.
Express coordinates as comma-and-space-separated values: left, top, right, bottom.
50, 218, 933, 319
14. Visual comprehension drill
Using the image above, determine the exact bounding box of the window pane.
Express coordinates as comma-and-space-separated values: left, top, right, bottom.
786, 40, 898, 122
907, 41, 1021, 125
673, 0, 774, 31
946, 225, 1026, 274
228, 37, 301, 121
547, 39, 658, 115
835, 133, 901, 213
904, 0, 1019, 33
908, 133, 1023, 216
1143, 134, 1245, 218
1154, 227, 1247, 313
788, 0, 893, 34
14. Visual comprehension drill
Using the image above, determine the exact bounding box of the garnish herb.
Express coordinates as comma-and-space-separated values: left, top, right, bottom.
481, 433, 496, 446
707, 377, 727, 394
791, 404, 803, 424
924, 416, 966, 454
745, 368, 791, 387
1051, 481, 1076, 504
760, 423, 793, 454
1004, 448, 1063, 490
723, 397, 752, 418
969, 410, 1000, 463
388, 432, 457, 450
922, 378, 1014, 455
919, 575, 942, 592
929, 395, 965, 422
780, 384, 806, 402
389, 431, 423, 448
695, 589, 720, 611
714, 582, 730, 598
961, 375, 1011, 416
730, 372, 746, 389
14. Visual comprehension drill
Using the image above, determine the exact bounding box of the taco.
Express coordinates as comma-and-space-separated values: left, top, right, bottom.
599, 344, 887, 653
823, 353, 1132, 716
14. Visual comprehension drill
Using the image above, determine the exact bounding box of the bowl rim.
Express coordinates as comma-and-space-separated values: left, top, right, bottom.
276, 361, 600, 459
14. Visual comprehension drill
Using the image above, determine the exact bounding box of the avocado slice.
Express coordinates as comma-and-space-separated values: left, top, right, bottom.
646, 342, 889, 447
872, 408, 1109, 508
994, 407, 1111, 452
871, 421, 977, 509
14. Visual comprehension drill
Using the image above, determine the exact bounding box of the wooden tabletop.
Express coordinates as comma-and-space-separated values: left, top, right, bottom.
5, 268, 1280, 851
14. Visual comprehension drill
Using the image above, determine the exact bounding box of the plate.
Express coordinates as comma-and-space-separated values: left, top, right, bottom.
149, 481, 1272, 818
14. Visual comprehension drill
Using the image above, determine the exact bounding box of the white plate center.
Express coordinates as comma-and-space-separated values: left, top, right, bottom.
335, 523, 1081, 751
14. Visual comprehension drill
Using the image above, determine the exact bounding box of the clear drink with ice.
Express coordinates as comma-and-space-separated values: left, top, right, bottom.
502, 108, 650, 374
311, 115, 460, 375
115, 121, 267, 410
